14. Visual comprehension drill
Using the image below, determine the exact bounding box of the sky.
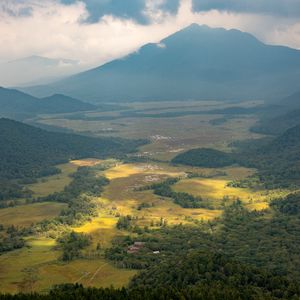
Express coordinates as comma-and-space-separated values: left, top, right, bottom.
1, 0, 300, 86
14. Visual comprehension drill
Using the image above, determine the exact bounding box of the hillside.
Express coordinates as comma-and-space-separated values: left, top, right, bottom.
0, 87, 96, 119
172, 148, 235, 168
252, 91, 300, 135
22, 24, 300, 102
0, 118, 145, 179
172, 124, 300, 188
252, 108, 300, 135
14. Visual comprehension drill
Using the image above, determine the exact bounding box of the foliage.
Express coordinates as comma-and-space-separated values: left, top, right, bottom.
173, 124, 300, 188
0, 118, 146, 180
0, 181, 32, 202
0, 225, 25, 253
271, 192, 300, 215
116, 216, 133, 230
57, 231, 91, 261
172, 148, 236, 168
144, 178, 207, 208
36, 167, 109, 228
107, 198, 300, 282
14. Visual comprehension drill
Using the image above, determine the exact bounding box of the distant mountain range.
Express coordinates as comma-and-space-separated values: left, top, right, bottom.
22, 24, 300, 103
0, 55, 82, 87
0, 87, 96, 120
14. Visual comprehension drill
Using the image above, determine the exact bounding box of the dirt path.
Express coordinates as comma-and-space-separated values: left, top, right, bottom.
89, 263, 108, 283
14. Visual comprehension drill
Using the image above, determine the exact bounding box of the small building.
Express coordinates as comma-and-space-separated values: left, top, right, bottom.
127, 242, 145, 254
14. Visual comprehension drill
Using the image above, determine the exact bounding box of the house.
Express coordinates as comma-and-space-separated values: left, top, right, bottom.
127, 241, 145, 254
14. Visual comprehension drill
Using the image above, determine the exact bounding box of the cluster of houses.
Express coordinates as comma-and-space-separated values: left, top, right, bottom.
127, 241, 160, 255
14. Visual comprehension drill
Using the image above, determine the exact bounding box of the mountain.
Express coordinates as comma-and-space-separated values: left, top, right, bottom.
0, 87, 96, 119
22, 24, 300, 102
0, 55, 82, 87
0, 118, 146, 180
40, 94, 95, 114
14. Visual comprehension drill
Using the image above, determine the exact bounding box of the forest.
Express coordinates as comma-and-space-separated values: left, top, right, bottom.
0, 118, 146, 180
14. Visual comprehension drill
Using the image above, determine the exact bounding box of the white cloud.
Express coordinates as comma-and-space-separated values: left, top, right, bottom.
0, 0, 299, 86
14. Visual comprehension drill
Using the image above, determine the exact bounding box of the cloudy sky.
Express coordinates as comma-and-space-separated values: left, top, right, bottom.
1, 0, 300, 85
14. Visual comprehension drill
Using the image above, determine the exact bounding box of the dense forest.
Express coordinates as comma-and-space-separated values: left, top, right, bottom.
172, 148, 236, 168
0, 118, 146, 181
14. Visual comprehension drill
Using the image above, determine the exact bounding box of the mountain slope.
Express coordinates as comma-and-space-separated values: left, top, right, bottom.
0, 87, 96, 119
40, 94, 95, 113
0, 118, 145, 179
23, 24, 300, 102
251, 90, 300, 135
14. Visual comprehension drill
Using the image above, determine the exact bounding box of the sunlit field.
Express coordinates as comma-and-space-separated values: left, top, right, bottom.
0, 202, 67, 227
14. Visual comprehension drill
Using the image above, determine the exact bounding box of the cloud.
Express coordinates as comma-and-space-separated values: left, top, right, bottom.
192, 0, 300, 18
0, 0, 300, 86
60, 0, 180, 23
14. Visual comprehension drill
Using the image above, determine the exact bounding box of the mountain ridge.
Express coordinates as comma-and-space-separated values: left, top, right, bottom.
0, 87, 96, 120
21, 24, 300, 102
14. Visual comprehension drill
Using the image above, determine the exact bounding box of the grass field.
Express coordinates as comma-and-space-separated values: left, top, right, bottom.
0, 236, 135, 294
34, 100, 264, 161
27, 162, 78, 198
173, 176, 288, 210
0, 202, 67, 227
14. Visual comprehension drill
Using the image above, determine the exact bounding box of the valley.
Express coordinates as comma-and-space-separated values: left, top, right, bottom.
2, 7, 300, 298
0, 100, 291, 294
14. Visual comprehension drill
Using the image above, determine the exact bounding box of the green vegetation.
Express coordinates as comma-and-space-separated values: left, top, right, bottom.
57, 231, 91, 261
2, 98, 300, 298
116, 216, 133, 230
173, 124, 300, 188
8, 194, 299, 298
0, 226, 25, 254
0, 87, 96, 120
172, 148, 236, 168
37, 166, 109, 227
270, 192, 300, 215
143, 177, 207, 208
0, 118, 146, 180
0, 181, 32, 202
105, 197, 300, 291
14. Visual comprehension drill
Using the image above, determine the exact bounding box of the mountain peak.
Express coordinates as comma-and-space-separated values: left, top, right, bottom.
22, 25, 300, 102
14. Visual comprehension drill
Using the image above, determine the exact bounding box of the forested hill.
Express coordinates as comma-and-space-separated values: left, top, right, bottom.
172, 124, 300, 188
0, 87, 96, 120
0, 118, 146, 179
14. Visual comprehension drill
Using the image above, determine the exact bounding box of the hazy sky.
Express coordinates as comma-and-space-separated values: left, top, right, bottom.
0, 0, 300, 85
